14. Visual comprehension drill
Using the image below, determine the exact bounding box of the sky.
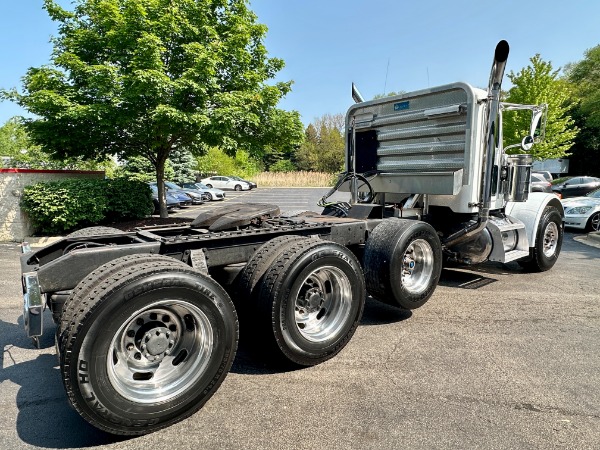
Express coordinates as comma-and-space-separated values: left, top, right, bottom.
1, 0, 599, 126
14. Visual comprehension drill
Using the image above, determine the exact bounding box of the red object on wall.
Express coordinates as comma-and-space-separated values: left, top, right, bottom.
0, 168, 104, 175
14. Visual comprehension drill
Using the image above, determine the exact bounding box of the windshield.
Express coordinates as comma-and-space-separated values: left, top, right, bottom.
164, 181, 180, 190
196, 183, 209, 189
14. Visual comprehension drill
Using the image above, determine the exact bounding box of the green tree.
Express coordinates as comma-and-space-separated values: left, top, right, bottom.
2, 0, 301, 217
115, 155, 174, 182
502, 55, 578, 160
564, 45, 600, 176
169, 148, 196, 185
0, 117, 112, 170
295, 114, 345, 173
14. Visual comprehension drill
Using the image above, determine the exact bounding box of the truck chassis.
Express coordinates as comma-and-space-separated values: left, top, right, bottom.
19, 41, 564, 435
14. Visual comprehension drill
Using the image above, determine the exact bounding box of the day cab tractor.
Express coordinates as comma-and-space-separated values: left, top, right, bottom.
19, 40, 563, 435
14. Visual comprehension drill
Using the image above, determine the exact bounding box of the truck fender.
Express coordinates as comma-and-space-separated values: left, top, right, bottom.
505, 193, 564, 248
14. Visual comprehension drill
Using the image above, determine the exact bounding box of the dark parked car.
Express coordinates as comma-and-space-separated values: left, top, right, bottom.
552, 176, 600, 199
229, 175, 257, 189
149, 182, 193, 206
530, 173, 553, 194
163, 181, 206, 204
149, 184, 180, 212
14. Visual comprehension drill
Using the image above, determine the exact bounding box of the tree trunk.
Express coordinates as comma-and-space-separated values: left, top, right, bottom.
155, 152, 169, 218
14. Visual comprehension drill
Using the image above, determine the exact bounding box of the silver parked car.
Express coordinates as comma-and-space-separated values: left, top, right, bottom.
561, 188, 600, 232
181, 182, 226, 201
163, 181, 207, 204
530, 173, 553, 194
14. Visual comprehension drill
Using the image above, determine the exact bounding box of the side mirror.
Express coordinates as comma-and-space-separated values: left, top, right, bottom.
521, 135, 534, 152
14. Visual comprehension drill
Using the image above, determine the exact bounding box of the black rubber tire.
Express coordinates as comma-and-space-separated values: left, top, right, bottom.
519, 206, 563, 272
256, 239, 365, 366
208, 192, 214, 201
234, 236, 313, 342
67, 226, 124, 238
57, 254, 189, 338
236, 235, 311, 305
206, 184, 213, 188
364, 218, 442, 310
58, 255, 238, 435
234, 184, 242, 191
586, 211, 600, 232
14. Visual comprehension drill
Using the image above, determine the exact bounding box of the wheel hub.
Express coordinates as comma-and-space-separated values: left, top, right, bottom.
108, 301, 215, 404
400, 239, 434, 295
140, 327, 173, 360
305, 288, 324, 312
293, 267, 352, 343
542, 222, 559, 257
124, 310, 179, 363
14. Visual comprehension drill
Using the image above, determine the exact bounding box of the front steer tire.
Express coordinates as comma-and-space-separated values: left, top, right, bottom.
59, 255, 238, 435
519, 206, 563, 272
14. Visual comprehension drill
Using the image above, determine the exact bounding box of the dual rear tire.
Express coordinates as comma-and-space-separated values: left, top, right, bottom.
58, 254, 238, 435
237, 237, 366, 366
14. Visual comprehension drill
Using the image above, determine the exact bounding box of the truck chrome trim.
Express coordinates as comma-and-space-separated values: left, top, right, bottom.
23, 272, 44, 338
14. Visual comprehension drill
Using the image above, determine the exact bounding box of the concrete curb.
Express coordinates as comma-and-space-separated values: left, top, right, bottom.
573, 232, 600, 249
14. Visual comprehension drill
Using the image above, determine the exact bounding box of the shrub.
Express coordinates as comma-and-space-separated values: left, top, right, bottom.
105, 178, 153, 221
21, 178, 153, 234
21, 179, 108, 234
269, 159, 296, 173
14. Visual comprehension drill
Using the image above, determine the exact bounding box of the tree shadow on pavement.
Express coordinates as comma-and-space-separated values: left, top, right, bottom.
0, 316, 123, 448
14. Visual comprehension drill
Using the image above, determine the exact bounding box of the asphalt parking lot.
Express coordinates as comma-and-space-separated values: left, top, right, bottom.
1, 188, 600, 449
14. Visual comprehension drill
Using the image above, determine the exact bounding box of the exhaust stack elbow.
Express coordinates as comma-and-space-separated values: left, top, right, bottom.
352, 82, 364, 103
488, 40, 510, 93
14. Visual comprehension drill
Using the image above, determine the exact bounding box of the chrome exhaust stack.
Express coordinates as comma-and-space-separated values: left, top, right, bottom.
444, 40, 510, 247
481, 40, 509, 213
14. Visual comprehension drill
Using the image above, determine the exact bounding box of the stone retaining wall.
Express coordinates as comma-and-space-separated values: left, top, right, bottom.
0, 169, 104, 242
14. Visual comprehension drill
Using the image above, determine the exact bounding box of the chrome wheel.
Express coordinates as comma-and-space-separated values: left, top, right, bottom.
401, 239, 435, 295
589, 212, 600, 232
108, 300, 213, 404
294, 266, 352, 342
542, 221, 559, 257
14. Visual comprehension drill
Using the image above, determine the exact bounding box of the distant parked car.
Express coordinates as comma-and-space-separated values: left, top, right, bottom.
149, 184, 180, 212
561, 188, 600, 232
148, 182, 193, 206
530, 173, 553, 194
552, 176, 600, 199
229, 175, 257, 189
181, 182, 226, 201
163, 181, 206, 204
533, 171, 553, 183
200, 175, 251, 191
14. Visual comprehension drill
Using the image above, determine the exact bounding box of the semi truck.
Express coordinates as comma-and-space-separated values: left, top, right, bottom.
19, 40, 563, 435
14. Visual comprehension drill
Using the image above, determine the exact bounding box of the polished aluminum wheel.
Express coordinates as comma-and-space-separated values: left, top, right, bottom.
401, 239, 435, 295
107, 300, 213, 404
590, 212, 600, 232
294, 266, 352, 342
542, 221, 559, 257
